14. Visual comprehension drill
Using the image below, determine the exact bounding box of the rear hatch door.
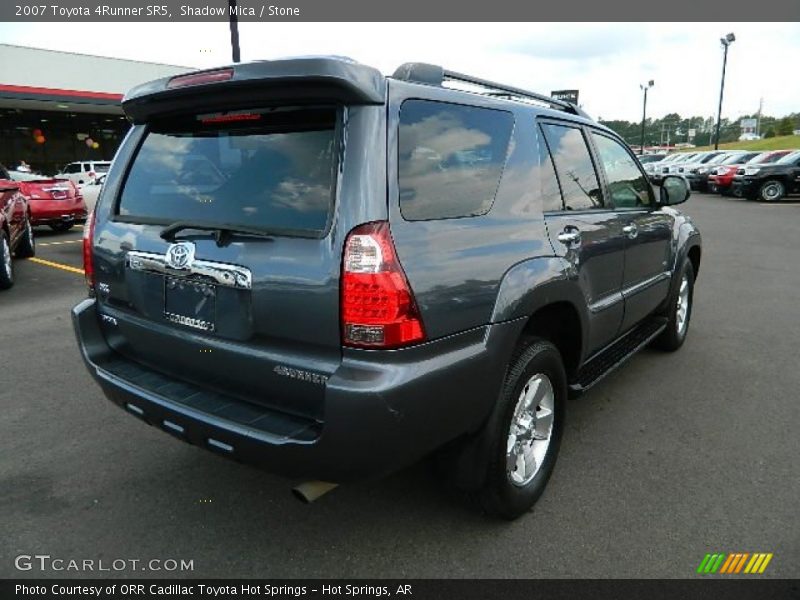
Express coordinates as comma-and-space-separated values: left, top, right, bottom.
96, 105, 345, 421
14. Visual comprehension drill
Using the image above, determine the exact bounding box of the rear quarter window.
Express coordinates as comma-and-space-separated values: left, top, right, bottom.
116, 107, 338, 236
398, 100, 514, 220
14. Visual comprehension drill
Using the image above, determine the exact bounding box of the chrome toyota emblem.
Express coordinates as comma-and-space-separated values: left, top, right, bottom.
165, 241, 195, 270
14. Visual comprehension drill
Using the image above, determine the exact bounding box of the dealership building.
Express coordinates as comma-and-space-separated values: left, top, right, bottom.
0, 44, 189, 175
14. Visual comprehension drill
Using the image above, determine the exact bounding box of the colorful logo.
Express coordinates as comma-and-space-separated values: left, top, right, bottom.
697, 552, 773, 574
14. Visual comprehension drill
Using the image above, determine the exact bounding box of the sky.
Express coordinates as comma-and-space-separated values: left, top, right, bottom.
0, 22, 798, 122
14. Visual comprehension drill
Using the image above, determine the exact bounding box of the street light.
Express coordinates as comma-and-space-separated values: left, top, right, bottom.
714, 32, 735, 150
639, 80, 654, 154
228, 0, 241, 63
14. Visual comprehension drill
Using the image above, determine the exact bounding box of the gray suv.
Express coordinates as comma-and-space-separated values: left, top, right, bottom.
73, 58, 701, 519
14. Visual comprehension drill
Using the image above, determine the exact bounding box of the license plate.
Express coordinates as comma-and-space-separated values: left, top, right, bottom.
164, 277, 216, 332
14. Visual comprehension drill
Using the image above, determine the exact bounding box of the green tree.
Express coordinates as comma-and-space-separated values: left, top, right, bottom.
764, 128, 776, 139
777, 117, 794, 136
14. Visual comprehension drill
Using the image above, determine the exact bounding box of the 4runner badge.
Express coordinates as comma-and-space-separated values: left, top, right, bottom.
165, 241, 195, 270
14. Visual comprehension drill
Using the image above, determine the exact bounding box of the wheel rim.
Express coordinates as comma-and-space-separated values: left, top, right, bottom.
27, 219, 34, 250
763, 183, 782, 201
676, 273, 690, 336
507, 373, 555, 487
2, 237, 11, 278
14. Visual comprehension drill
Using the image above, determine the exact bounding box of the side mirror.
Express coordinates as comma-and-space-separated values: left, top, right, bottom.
660, 175, 691, 206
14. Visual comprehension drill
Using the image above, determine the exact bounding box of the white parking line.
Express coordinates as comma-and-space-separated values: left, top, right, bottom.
37, 239, 83, 247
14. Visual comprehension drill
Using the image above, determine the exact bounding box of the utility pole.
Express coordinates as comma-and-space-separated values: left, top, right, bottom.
714, 32, 736, 150
756, 97, 763, 138
228, 0, 241, 63
639, 80, 654, 154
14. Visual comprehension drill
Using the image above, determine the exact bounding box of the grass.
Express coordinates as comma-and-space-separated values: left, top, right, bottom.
680, 134, 800, 152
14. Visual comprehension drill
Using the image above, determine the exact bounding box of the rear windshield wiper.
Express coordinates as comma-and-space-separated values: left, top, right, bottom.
160, 221, 276, 246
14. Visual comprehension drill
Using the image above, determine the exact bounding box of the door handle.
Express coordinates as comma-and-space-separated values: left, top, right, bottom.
623, 223, 638, 239
557, 228, 581, 246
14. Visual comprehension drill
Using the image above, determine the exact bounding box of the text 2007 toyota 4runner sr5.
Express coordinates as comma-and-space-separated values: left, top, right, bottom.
73, 58, 701, 519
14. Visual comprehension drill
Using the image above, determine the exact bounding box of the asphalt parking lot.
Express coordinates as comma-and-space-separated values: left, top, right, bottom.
2, 194, 798, 579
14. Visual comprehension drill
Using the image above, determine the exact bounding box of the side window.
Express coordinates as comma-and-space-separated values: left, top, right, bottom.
540, 123, 603, 211
398, 100, 514, 220
537, 126, 564, 212
65, 164, 80, 174
590, 133, 653, 208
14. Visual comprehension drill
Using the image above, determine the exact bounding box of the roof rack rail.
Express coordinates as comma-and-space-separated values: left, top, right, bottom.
392, 62, 590, 119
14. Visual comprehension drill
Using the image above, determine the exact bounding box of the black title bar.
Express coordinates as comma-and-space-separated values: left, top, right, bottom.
3, 579, 800, 600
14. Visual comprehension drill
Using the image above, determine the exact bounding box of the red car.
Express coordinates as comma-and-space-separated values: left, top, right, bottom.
708, 150, 794, 195
0, 165, 35, 289
7, 168, 87, 232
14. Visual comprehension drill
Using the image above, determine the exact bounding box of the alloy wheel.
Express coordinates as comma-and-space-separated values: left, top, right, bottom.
676, 273, 690, 336
507, 373, 555, 487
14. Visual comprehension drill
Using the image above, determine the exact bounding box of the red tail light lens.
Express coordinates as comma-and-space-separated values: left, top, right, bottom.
341, 221, 425, 348
82, 209, 95, 292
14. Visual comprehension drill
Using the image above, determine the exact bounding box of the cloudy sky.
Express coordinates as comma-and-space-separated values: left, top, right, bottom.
1, 22, 798, 121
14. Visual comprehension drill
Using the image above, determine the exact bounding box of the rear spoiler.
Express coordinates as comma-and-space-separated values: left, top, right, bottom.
122, 57, 385, 123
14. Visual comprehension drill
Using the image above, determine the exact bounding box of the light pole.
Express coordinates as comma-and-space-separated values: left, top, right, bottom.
639, 80, 654, 154
714, 33, 735, 150
228, 0, 241, 63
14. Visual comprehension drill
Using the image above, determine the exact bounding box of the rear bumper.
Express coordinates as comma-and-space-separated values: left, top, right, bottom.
72, 298, 519, 482
31, 203, 87, 225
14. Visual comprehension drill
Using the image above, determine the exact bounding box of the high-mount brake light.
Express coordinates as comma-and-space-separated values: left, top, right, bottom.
82, 209, 96, 293
167, 68, 234, 89
200, 113, 262, 124
341, 221, 425, 348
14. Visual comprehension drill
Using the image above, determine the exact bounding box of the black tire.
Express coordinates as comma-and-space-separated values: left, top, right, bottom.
0, 230, 14, 290
758, 180, 785, 203
653, 261, 695, 352
15, 215, 35, 258
475, 338, 566, 520
49, 221, 75, 233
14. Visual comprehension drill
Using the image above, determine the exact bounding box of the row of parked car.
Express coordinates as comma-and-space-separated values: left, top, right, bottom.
640, 148, 800, 202
0, 161, 107, 289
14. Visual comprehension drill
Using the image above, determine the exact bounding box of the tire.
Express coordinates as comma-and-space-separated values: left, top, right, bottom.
15, 215, 35, 258
474, 338, 566, 520
758, 180, 785, 203
0, 231, 14, 290
653, 261, 695, 352
49, 221, 75, 233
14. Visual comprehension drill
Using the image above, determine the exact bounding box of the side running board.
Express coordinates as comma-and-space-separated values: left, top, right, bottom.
569, 317, 668, 395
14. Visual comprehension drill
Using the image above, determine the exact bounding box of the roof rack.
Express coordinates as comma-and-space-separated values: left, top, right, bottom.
391, 62, 591, 119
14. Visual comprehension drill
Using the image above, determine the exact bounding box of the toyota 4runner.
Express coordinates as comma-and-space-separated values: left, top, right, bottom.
73, 58, 702, 519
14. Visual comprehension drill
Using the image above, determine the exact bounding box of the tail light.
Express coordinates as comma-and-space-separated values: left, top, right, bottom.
167, 68, 234, 89
82, 209, 95, 293
341, 221, 425, 348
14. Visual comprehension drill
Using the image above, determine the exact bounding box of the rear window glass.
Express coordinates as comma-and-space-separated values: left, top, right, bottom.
117, 108, 338, 236
398, 100, 513, 220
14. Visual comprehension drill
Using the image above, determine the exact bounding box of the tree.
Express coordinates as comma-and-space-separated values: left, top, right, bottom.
777, 117, 794, 136
764, 128, 776, 139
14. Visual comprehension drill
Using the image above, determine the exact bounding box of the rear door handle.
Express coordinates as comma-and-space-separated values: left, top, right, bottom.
623, 223, 638, 239
557, 228, 581, 246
